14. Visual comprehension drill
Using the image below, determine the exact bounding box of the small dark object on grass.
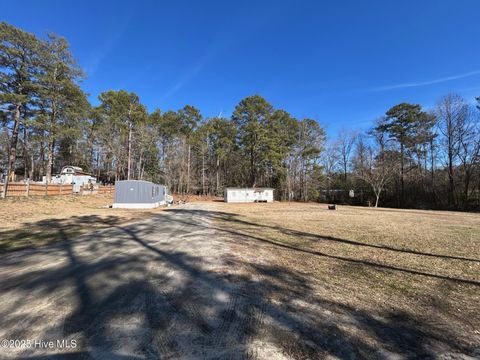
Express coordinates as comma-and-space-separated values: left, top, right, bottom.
328, 204, 337, 210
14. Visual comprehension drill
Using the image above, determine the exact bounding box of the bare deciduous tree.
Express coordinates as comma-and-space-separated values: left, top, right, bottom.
335, 128, 357, 187
354, 143, 397, 208
436, 94, 468, 207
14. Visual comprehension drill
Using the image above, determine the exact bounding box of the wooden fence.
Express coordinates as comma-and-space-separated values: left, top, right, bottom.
79, 184, 115, 195
96, 185, 115, 194
0, 182, 73, 197
0, 182, 115, 197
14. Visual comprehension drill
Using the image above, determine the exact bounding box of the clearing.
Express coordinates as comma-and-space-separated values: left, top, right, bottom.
0, 197, 479, 359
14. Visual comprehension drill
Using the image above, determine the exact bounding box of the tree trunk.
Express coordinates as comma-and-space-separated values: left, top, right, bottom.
127, 120, 132, 180
375, 191, 380, 208
45, 106, 57, 184
447, 152, 455, 207
39, 138, 45, 178
430, 137, 435, 203
23, 122, 29, 179
304, 160, 309, 202
446, 118, 455, 207
187, 144, 191, 194
137, 149, 143, 180
46, 139, 54, 183
216, 157, 220, 195
464, 174, 470, 209
202, 150, 206, 195
400, 141, 405, 207
29, 153, 34, 180
7, 103, 22, 182
2, 103, 22, 198
250, 146, 255, 187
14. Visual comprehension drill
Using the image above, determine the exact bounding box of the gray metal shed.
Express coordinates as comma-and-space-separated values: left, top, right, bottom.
113, 180, 167, 208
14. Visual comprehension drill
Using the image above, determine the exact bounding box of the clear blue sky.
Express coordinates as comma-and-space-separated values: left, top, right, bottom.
3, 0, 480, 135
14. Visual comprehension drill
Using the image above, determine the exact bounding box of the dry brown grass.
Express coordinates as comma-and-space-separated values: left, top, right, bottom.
0, 194, 166, 252
211, 202, 480, 349
172, 193, 223, 202
220, 202, 480, 256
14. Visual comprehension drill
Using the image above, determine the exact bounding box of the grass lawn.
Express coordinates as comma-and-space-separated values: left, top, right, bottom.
0, 194, 164, 252
210, 202, 480, 354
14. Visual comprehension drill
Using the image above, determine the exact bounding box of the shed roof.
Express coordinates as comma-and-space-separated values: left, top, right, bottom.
115, 180, 158, 184
225, 187, 274, 191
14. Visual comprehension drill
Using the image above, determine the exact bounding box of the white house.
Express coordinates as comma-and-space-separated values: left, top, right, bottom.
47, 166, 97, 192
224, 188, 274, 203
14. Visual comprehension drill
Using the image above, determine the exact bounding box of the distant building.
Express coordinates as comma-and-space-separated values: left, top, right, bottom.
224, 188, 274, 203
113, 180, 171, 208
47, 166, 97, 192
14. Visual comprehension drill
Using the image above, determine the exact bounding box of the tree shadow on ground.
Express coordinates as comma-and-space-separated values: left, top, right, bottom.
165, 208, 480, 263
0, 207, 477, 359
163, 208, 480, 286
0, 214, 131, 254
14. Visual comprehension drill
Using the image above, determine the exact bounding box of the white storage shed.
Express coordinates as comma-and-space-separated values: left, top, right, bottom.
224, 188, 274, 203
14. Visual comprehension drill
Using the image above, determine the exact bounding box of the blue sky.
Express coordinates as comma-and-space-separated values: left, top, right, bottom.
3, 0, 480, 135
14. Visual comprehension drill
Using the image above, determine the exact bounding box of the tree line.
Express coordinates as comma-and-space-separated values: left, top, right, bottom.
1, 22, 479, 210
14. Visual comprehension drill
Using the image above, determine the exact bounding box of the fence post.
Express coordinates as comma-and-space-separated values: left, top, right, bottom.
26, 179, 30, 197
1, 176, 7, 199
45, 181, 48, 196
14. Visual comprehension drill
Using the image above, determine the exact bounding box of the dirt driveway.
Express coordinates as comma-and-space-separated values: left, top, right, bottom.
0, 203, 477, 359
0, 203, 289, 359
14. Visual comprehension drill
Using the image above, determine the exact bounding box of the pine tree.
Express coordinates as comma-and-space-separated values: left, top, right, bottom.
0, 22, 42, 195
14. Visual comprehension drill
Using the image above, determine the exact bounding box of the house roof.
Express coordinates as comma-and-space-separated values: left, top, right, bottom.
60, 166, 94, 177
